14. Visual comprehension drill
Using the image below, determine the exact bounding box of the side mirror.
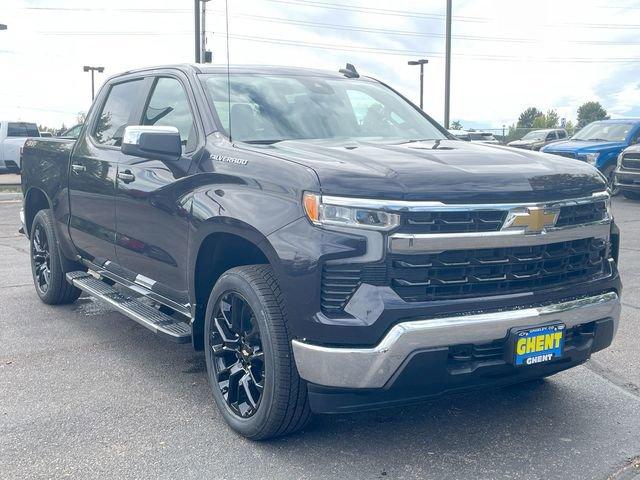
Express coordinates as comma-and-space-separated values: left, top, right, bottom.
121, 125, 182, 162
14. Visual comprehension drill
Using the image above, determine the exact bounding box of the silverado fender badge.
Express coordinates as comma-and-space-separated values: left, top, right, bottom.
212, 154, 248, 166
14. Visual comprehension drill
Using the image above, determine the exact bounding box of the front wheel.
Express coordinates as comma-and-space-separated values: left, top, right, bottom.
204, 265, 311, 440
29, 209, 81, 305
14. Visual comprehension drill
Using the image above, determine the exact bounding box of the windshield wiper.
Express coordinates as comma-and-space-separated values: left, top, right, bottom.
585, 138, 610, 142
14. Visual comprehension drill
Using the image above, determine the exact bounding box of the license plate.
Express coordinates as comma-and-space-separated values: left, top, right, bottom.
512, 324, 565, 366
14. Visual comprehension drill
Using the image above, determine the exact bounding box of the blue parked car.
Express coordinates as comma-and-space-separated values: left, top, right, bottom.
541, 119, 640, 194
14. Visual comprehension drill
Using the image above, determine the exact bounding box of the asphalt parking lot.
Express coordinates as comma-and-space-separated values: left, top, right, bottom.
0, 189, 639, 480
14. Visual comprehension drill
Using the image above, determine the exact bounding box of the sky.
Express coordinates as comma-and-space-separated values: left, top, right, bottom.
1, 0, 640, 131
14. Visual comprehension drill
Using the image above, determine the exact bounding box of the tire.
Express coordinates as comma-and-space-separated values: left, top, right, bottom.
204, 265, 311, 440
30, 209, 81, 305
623, 190, 640, 200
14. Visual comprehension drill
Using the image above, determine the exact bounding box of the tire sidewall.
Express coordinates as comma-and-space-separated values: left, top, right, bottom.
204, 270, 278, 438
30, 210, 61, 302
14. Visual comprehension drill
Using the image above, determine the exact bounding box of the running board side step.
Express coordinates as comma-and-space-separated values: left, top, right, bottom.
66, 271, 191, 343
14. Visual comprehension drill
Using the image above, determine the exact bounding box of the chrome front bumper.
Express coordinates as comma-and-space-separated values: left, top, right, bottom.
292, 292, 621, 389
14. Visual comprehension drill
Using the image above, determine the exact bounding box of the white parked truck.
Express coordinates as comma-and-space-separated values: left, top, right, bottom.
0, 121, 40, 172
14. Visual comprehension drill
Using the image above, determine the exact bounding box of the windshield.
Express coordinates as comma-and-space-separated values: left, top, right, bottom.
572, 122, 633, 142
199, 74, 447, 143
521, 131, 545, 141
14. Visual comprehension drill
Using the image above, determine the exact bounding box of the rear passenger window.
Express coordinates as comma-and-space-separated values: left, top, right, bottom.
143, 77, 195, 151
93, 79, 143, 146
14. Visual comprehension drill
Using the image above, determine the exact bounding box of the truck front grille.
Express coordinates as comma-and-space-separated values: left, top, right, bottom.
390, 238, 609, 302
398, 201, 607, 235
321, 238, 610, 315
621, 153, 640, 170
399, 210, 506, 234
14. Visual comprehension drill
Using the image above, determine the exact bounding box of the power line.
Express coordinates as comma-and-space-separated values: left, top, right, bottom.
262, 0, 489, 22
221, 32, 640, 63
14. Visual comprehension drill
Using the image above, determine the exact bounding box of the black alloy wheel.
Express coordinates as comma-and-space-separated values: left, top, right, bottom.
31, 222, 51, 295
208, 291, 265, 418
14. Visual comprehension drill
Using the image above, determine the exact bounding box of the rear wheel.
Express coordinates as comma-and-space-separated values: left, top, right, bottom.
30, 210, 81, 304
623, 190, 640, 200
204, 265, 311, 440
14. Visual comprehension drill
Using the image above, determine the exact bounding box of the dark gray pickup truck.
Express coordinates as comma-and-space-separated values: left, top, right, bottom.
20, 64, 622, 439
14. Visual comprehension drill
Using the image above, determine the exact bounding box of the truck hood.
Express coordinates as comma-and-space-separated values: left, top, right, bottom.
247, 139, 606, 203
542, 139, 626, 154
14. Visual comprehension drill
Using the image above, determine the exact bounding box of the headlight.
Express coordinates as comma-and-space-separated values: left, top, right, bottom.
585, 153, 599, 165
303, 193, 400, 231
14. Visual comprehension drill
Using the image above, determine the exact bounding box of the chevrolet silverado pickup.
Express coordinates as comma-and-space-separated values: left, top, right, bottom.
20, 64, 622, 440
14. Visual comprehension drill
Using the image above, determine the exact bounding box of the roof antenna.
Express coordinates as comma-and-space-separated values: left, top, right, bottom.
339, 63, 359, 78
225, 0, 232, 143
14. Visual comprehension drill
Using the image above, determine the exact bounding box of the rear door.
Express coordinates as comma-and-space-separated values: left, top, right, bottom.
68, 78, 145, 264
114, 73, 201, 305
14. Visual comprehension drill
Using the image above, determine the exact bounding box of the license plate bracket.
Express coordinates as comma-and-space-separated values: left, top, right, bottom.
508, 324, 565, 366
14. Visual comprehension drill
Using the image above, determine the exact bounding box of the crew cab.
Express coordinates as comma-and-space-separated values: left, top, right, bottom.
1, 121, 39, 172
20, 64, 622, 440
541, 119, 640, 193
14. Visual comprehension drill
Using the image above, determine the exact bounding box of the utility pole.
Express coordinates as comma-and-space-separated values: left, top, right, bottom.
201, 0, 207, 63
444, 0, 452, 129
83, 66, 104, 101
408, 59, 428, 110
194, 0, 201, 62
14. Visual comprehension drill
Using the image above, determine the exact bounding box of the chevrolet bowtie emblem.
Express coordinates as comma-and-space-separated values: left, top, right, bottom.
502, 207, 559, 234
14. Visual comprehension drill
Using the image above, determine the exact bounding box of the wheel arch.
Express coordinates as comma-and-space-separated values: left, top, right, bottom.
189, 217, 281, 350
23, 187, 52, 237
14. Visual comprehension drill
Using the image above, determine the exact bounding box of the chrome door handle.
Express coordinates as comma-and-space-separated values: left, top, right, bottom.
117, 171, 135, 183
71, 163, 86, 173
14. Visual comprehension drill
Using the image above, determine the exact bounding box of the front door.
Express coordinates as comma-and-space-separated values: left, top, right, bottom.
68, 78, 145, 264
114, 75, 200, 305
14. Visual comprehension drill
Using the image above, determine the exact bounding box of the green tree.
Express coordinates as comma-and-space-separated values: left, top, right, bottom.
450, 120, 463, 130
544, 109, 559, 128
564, 120, 575, 136
577, 101, 609, 128
532, 116, 547, 129
517, 107, 543, 128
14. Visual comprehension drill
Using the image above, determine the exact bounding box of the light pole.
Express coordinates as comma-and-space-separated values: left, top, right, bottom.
83, 66, 104, 101
408, 59, 428, 110
444, 0, 452, 128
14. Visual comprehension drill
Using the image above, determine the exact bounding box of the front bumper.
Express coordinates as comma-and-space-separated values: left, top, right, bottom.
615, 168, 640, 190
293, 292, 620, 390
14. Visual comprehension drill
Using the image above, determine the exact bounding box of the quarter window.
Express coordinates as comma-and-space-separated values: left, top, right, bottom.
93, 79, 143, 146
143, 77, 195, 151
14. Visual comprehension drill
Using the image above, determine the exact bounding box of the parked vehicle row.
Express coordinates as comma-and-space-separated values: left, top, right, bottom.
541, 119, 640, 194
20, 63, 621, 439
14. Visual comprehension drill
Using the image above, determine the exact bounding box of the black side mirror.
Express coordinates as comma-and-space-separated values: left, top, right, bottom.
121, 126, 182, 162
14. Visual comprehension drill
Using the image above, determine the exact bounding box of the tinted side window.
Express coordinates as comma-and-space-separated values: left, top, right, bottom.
8, 122, 39, 137
557, 130, 567, 138
143, 77, 195, 151
94, 79, 143, 146
546, 132, 556, 141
